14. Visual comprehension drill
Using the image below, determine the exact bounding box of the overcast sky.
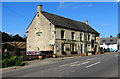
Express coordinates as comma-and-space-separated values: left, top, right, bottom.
2, 2, 118, 38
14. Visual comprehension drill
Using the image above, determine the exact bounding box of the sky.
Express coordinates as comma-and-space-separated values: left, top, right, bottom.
2, 2, 118, 38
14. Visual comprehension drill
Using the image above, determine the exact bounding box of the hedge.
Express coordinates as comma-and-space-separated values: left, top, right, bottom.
2, 56, 23, 68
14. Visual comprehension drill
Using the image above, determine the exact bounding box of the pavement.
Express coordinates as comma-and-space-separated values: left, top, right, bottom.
2, 52, 119, 78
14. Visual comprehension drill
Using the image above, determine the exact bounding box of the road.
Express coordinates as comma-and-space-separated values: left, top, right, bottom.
2, 52, 119, 78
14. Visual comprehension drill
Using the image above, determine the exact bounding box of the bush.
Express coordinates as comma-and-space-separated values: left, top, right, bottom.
13, 56, 23, 66
2, 58, 10, 68
2, 52, 11, 60
2, 56, 23, 68
15, 59, 22, 66
15, 50, 21, 56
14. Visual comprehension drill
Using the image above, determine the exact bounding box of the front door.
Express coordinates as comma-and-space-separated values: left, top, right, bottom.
62, 43, 66, 55
81, 44, 83, 54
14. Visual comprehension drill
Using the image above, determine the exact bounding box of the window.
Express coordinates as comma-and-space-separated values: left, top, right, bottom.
50, 23, 52, 26
95, 35, 96, 41
80, 33, 83, 41
71, 44, 75, 52
37, 14, 39, 17
87, 45, 91, 51
71, 32, 75, 40
61, 30, 65, 39
88, 35, 90, 41
110, 39, 113, 42
91, 40, 94, 47
102, 40, 106, 42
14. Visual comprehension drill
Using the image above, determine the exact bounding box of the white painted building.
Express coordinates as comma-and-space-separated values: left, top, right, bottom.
100, 37, 118, 51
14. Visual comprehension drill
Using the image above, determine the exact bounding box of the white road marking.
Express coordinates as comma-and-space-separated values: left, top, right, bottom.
59, 61, 79, 67
81, 61, 89, 65
86, 57, 96, 61
70, 61, 89, 67
71, 64, 80, 67
69, 61, 78, 65
59, 64, 68, 67
71, 64, 76, 66
86, 61, 101, 68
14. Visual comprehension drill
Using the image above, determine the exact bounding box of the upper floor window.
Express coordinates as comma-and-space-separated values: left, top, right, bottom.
95, 35, 97, 41
61, 30, 65, 39
88, 35, 91, 41
110, 39, 113, 42
80, 33, 83, 41
102, 40, 106, 42
71, 32, 75, 40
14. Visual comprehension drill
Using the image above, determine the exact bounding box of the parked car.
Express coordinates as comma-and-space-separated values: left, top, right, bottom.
109, 48, 117, 52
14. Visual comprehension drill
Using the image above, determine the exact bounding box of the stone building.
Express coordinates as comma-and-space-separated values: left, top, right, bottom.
26, 5, 100, 56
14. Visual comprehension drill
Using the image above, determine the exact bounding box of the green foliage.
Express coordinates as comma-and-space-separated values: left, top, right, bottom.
2, 56, 23, 68
2, 32, 26, 51
117, 33, 120, 39
15, 59, 23, 66
15, 50, 21, 56
4, 52, 11, 58
2, 32, 26, 42
110, 35, 113, 38
2, 32, 12, 42
12, 34, 25, 42
2, 44, 14, 51
2, 52, 11, 60
2, 58, 10, 67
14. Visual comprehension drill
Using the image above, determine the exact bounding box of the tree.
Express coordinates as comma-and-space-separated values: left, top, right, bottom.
2, 32, 26, 51
117, 33, 120, 39
2, 32, 12, 42
110, 35, 113, 38
12, 34, 25, 42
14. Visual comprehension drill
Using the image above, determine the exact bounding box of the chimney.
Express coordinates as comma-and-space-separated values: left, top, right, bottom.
37, 5, 43, 13
84, 20, 88, 25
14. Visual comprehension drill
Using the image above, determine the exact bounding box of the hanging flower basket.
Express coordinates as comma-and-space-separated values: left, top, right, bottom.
79, 53, 83, 56
38, 55, 43, 59
53, 54, 56, 58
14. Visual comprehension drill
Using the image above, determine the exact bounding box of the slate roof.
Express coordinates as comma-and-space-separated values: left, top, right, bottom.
100, 37, 118, 45
42, 11, 99, 35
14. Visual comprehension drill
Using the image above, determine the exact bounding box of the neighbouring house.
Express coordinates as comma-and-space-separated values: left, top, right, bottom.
100, 37, 118, 52
26, 5, 100, 57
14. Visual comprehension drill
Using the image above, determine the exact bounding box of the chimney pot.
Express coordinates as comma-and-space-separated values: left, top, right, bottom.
84, 20, 88, 25
37, 5, 43, 13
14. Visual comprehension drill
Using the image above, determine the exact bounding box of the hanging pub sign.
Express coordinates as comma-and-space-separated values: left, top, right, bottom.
50, 40, 55, 46
36, 32, 42, 36
50, 44, 55, 46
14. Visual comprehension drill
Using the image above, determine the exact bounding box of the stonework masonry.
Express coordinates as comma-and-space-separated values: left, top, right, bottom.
26, 5, 100, 56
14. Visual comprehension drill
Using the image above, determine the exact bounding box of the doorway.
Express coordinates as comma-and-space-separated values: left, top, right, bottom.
80, 44, 83, 54
62, 43, 66, 55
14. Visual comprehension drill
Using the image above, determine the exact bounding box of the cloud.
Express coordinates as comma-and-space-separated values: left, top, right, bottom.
58, 3, 93, 9
88, 4, 93, 7
74, 4, 93, 9
100, 24, 109, 27
58, 2, 66, 9
117, 0, 120, 1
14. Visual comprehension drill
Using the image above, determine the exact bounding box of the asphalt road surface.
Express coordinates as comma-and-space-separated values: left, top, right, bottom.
2, 52, 119, 78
